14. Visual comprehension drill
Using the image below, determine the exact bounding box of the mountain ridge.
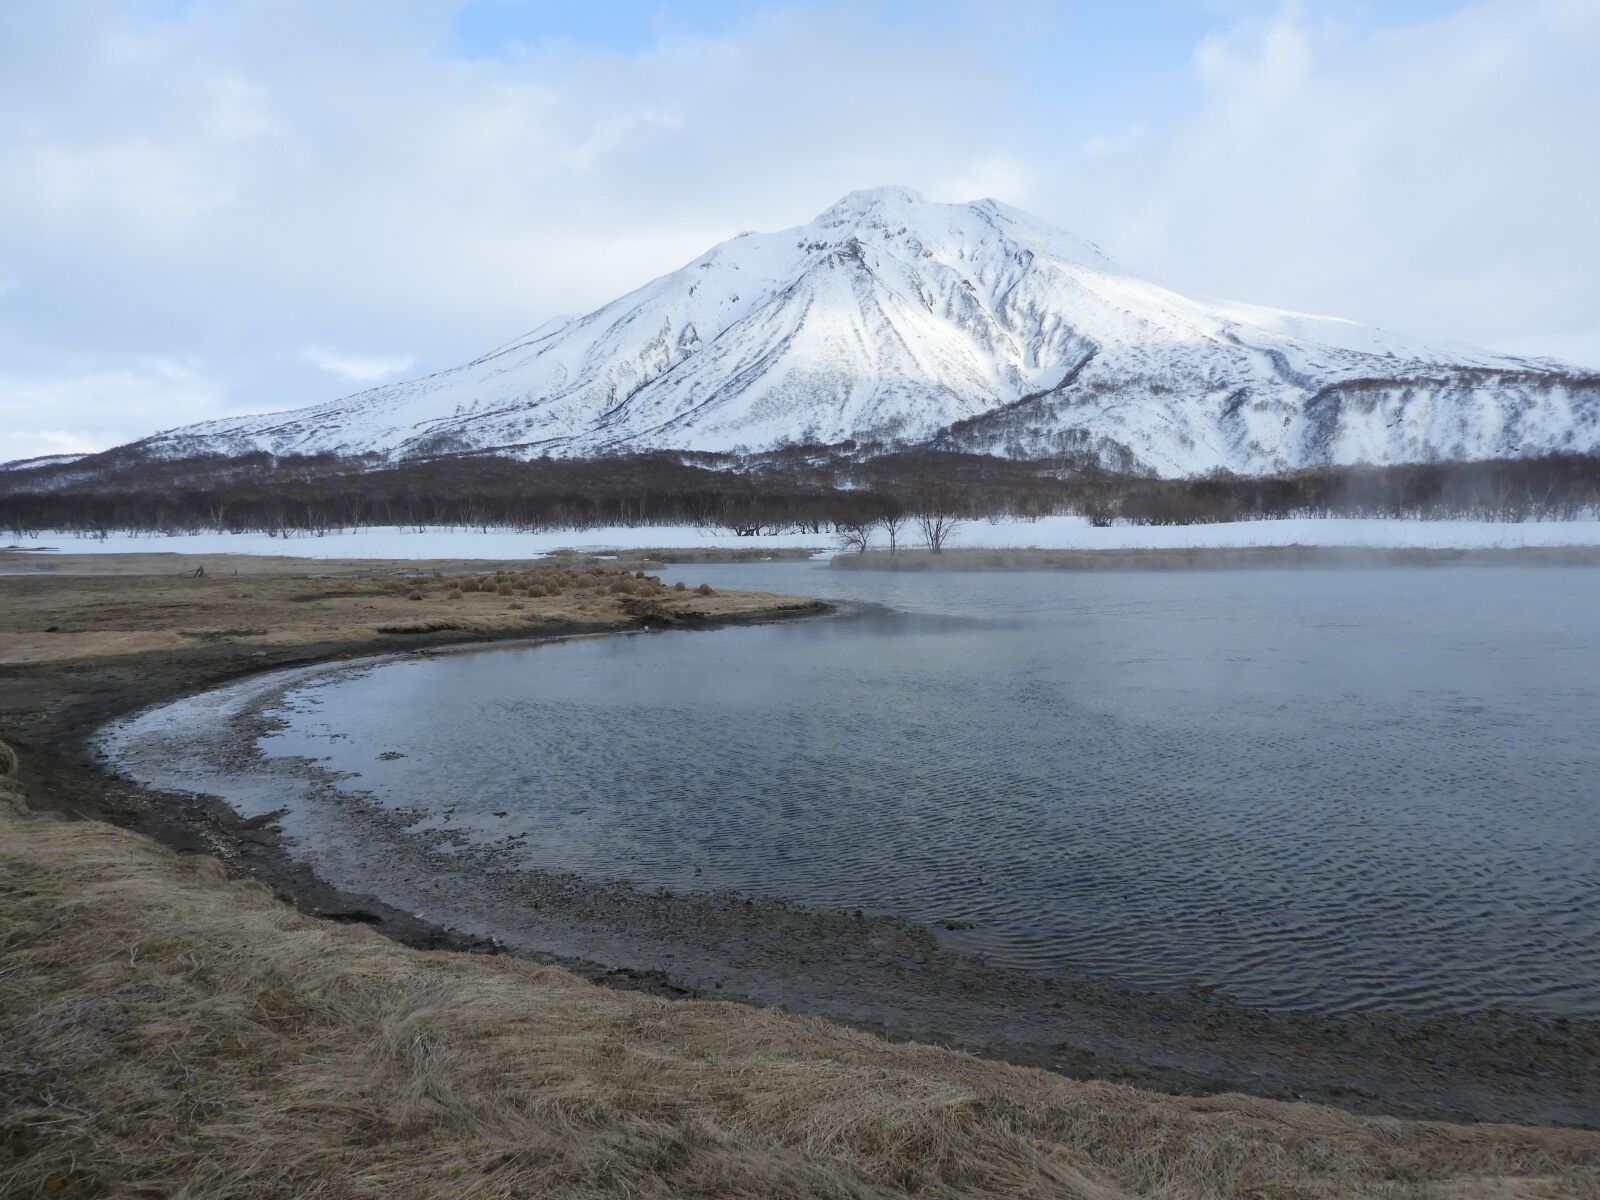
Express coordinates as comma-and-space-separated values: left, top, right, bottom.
118, 186, 1600, 475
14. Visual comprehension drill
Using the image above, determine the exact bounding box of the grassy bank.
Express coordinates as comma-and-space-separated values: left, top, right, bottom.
3, 746, 1598, 1199
0, 552, 817, 665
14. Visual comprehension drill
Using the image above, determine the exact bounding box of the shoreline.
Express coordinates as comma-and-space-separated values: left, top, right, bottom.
4, 556, 1598, 1131
832, 544, 1600, 570
11, 751, 1596, 1200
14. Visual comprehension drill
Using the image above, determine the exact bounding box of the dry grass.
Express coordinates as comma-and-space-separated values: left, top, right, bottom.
2, 742, 1596, 1199
0, 557, 813, 664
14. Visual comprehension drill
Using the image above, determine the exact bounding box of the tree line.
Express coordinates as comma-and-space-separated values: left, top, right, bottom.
3, 447, 1597, 540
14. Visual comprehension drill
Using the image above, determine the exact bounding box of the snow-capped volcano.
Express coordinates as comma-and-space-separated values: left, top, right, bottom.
130, 186, 1598, 474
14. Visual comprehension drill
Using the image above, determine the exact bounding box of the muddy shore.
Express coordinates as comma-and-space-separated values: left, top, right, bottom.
3, 552, 1596, 1131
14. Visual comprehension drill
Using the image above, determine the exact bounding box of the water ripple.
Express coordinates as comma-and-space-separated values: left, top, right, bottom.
235, 566, 1600, 1015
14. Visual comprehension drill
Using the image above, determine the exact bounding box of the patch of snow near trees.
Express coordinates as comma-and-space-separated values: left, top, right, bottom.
13, 515, 1600, 560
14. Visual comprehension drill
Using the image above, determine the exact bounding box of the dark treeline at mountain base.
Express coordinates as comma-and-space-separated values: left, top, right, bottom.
3, 446, 1598, 538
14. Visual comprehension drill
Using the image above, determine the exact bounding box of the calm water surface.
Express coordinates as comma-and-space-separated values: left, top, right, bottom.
252, 564, 1600, 1016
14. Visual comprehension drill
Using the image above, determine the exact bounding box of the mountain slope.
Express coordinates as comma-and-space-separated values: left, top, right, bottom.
129, 186, 1600, 475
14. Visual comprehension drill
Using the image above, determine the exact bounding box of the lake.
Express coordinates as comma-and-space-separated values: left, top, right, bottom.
110, 562, 1600, 1017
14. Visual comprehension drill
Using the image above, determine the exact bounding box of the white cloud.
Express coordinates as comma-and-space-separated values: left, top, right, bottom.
0, 357, 228, 460
0, 430, 102, 463
928, 156, 1041, 209
1052, 0, 1600, 366
300, 346, 417, 383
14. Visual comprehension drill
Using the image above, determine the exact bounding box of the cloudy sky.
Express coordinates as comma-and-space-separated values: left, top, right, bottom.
3, 0, 1597, 461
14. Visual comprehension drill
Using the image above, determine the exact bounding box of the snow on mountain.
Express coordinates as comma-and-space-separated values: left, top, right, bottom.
0, 452, 90, 471
127, 186, 1600, 476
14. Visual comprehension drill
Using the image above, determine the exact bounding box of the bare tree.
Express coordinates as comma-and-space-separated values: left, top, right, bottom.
834, 520, 874, 554
915, 506, 964, 553
1083, 498, 1117, 528
876, 511, 908, 555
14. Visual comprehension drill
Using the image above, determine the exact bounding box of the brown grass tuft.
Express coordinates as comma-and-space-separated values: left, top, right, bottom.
375, 619, 465, 635
696, 583, 715, 596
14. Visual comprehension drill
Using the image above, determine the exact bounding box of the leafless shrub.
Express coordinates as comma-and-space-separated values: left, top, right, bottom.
915, 505, 964, 553
1084, 500, 1117, 528
877, 511, 908, 554
834, 521, 873, 554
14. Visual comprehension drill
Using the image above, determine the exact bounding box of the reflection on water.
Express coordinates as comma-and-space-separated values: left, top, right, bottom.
209, 564, 1600, 1015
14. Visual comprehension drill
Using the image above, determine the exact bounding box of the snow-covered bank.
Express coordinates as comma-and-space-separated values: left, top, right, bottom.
9, 516, 1600, 559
